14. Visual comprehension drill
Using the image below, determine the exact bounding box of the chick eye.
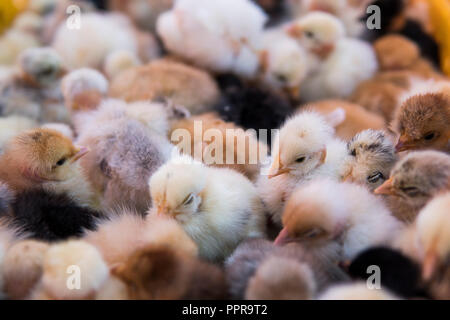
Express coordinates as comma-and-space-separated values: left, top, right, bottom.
367, 172, 384, 184
400, 186, 421, 197
295, 156, 306, 163
298, 228, 322, 240
56, 158, 66, 166
350, 149, 356, 157
183, 194, 194, 206
423, 132, 436, 141
305, 31, 314, 38
276, 74, 287, 83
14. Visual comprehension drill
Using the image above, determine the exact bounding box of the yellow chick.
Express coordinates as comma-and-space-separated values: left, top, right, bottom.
149, 153, 267, 262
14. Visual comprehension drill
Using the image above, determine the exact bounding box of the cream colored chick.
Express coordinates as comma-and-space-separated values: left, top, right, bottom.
245, 256, 316, 300
0, 29, 39, 65
392, 78, 450, 153
103, 50, 142, 80
109, 59, 220, 115
343, 130, 397, 191
415, 192, 450, 281
149, 153, 266, 262
84, 211, 198, 266
30, 240, 109, 300
0, 128, 98, 209
52, 12, 159, 69
258, 30, 311, 96
286, 12, 378, 101
156, 0, 267, 77
302, 99, 386, 141
61, 68, 109, 113
0, 116, 38, 151
257, 111, 349, 225
275, 179, 402, 261
318, 282, 399, 300
2, 240, 49, 299
374, 151, 450, 222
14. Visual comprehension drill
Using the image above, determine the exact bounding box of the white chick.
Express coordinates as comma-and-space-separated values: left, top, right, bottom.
149, 153, 267, 262
259, 30, 311, 96
275, 179, 402, 262
257, 111, 349, 225
30, 240, 109, 300
318, 282, 399, 300
415, 192, 450, 281
61, 68, 109, 113
286, 12, 378, 101
52, 12, 157, 70
0, 116, 38, 151
103, 50, 142, 80
156, 0, 267, 77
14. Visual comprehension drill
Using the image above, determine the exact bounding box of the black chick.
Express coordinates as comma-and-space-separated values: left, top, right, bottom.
348, 247, 429, 299
214, 74, 294, 146
0, 188, 102, 241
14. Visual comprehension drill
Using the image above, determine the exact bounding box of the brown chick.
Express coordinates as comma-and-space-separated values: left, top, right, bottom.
392, 84, 450, 153
109, 59, 220, 115
2, 240, 49, 300
170, 112, 268, 181
299, 99, 386, 141
374, 151, 450, 223
111, 245, 228, 300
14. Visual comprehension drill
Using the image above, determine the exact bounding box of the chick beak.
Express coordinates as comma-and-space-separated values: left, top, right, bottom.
286, 24, 303, 39
318, 148, 327, 165
395, 135, 414, 152
373, 177, 395, 195
274, 227, 294, 246
286, 86, 300, 100
268, 153, 290, 179
422, 242, 438, 281
342, 170, 353, 182
71, 146, 89, 163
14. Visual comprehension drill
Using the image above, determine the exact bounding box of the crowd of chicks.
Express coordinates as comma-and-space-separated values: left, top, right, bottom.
0, 0, 448, 300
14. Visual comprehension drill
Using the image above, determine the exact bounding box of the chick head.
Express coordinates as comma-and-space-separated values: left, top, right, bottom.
275, 179, 348, 247
344, 130, 397, 190
18, 47, 65, 87
286, 12, 345, 59
416, 192, 450, 281
393, 93, 450, 152
7, 128, 89, 183
268, 112, 333, 179
149, 154, 206, 222
374, 151, 450, 209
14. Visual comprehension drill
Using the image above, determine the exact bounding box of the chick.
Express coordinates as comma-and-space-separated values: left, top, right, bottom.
156, 0, 267, 77
343, 130, 397, 191
112, 245, 228, 300
214, 73, 293, 146
392, 79, 450, 153
0, 116, 38, 151
84, 211, 198, 266
257, 111, 349, 225
170, 112, 268, 181
109, 59, 220, 115
348, 247, 427, 299
52, 12, 159, 69
30, 240, 109, 300
300, 100, 386, 141
61, 68, 109, 113
245, 256, 316, 300
0, 128, 98, 209
374, 151, 450, 222
2, 240, 50, 299
0, 29, 39, 65
103, 50, 142, 80
276, 179, 402, 261
149, 153, 266, 262
75, 100, 172, 213
318, 282, 399, 300
225, 239, 348, 299
286, 12, 378, 101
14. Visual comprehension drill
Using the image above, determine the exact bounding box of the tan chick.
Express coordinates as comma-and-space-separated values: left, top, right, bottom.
392, 79, 450, 153
109, 59, 220, 115
2, 240, 49, 299
300, 99, 386, 141
0, 128, 98, 209
374, 151, 450, 222
111, 245, 228, 300
149, 153, 266, 262
170, 112, 268, 182
275, 179, 402, 261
